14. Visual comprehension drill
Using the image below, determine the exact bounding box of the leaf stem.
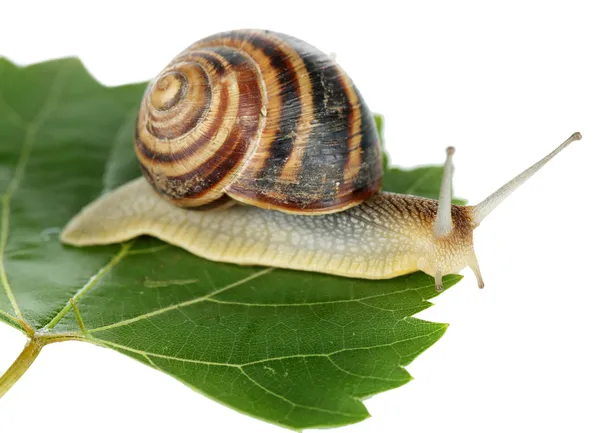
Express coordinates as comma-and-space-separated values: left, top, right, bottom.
0, 337, 44, 399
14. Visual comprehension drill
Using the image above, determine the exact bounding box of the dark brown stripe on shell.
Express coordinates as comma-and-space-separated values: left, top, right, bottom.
170, 124, 245, 199
353, 93, 382, 192
227, 177, 379, 214
235, 33, 305, 187
139, 122, 245, 201
292, 60, 351, 206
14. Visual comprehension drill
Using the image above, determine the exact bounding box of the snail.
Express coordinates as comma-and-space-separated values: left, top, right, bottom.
60, 29, 582, 291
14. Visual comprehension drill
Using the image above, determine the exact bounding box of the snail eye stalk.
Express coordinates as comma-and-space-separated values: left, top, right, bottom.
433, 146, 455, 238
472, 132, 581, 225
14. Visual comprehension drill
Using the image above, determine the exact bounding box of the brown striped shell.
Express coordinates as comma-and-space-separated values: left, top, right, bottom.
135, 29, 382, 214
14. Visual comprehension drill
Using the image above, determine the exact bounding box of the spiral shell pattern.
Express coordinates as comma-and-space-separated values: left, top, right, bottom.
135, 29, 382, 214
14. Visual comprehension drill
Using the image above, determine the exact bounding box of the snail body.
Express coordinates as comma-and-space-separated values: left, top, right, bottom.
60, 178, 475, 280
60, 30, 582, 290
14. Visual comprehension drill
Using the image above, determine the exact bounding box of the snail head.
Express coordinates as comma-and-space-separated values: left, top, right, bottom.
427, 132, 581, 291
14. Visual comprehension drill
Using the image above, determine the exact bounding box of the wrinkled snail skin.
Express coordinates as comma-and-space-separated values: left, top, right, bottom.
60, 178, 477, 280
136, 29, 382, 214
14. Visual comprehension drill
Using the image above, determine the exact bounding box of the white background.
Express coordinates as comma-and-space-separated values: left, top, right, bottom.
1, 1, 599, 432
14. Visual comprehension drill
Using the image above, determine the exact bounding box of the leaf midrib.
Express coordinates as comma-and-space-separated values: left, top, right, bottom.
100, 329, 442, 368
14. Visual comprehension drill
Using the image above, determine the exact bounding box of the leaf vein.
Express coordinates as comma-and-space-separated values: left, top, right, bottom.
0, 309, 25, 333
326, 356, 400, 383
0, 96, 26, 129
197, 282, 437, 308
128, 244, 173, 256
43, 242, 134, 330
0, 66, 69, 323
403, 169, 436, 195
94, 329, 442, 368
0, 62, 27, 128
238, 367, 359, 418
87, 268, 274, 333
142, 353, 160, 370
108, 339, 361, 419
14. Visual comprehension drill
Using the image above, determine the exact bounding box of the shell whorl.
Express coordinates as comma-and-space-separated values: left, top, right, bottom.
135, 29, 382, 214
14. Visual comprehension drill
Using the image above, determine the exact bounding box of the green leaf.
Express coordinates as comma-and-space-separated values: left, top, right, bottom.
373, 113, 389, 171
384, 166, 467, 205
0, 57, 461, 429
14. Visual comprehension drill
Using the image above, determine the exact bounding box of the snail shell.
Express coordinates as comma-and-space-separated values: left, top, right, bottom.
135, 29, 382, 214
